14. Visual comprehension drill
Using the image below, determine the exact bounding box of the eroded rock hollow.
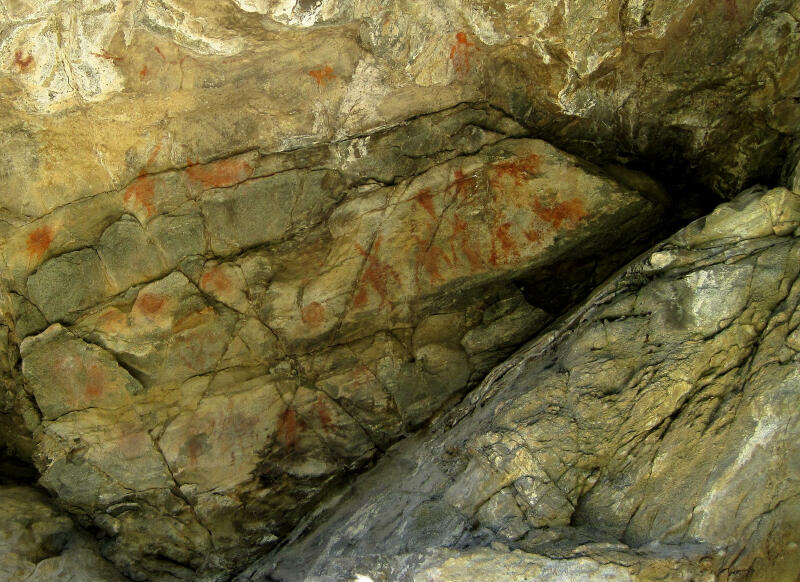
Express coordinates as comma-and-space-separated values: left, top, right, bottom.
1, 1, 798, 581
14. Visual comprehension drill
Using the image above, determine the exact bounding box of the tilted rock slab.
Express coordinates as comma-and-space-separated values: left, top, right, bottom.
240, 186, 800, 582
1, 122, 663, 580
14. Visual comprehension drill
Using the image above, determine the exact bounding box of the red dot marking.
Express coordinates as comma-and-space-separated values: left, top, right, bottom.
26, 225, 53, 261
301, 301, 326, 328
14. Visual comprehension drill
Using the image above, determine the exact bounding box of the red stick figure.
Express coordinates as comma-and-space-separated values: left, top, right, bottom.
449, 32, 477, 75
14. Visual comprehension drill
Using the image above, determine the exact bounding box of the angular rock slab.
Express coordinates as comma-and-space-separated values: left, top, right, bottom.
0, 485, 129, 582
248, 186, 800, 582
6, 136, 664, 582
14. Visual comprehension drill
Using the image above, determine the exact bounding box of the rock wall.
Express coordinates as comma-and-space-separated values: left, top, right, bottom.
1, 1, 799, 582
243, 185, 800, 582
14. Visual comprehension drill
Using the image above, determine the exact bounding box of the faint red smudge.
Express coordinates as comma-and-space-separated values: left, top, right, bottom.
13, 50, 34, 72
136, 293, 167, 316
92, 49, 123, 62
301, 301, 326, 328
186, 433, 204, 467
414, 188, 436, 220
724, 0, 737, 20
85, 362, 105, 398
172, 306, 214, 335
26, 225, 53, 261
353, 237, 401, 309
489, 222, 519, 266
139, 64, 148, 80
186, 158, 253, 189
420, 245, 452, 285
315, 395, 333, 432
277, 408, 300, 451
200, 266, 231, 294
445, 169, 477, 200
490, 154, 541, 188
524, 228, 542, 243
450, 215, 483, 272
449, 31, 476, 75
123, 176, 156, 217
531, 197, 587, 229
154, 46, 166, 61
309, 65, 335, 85
145, 138, 165, 167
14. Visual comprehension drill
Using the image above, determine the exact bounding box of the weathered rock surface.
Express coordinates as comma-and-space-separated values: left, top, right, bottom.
238, 185, 800, 581
0, 0, 796, 223
0, 485, 130, 582
1, 121, 665, 579
2, 1, 799, 581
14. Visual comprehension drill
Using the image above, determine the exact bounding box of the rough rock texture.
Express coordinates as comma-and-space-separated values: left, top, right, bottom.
0, 485, 130, 582
238, 186, 800, 582
1, 1, 799, 582
2, 113, 665, 579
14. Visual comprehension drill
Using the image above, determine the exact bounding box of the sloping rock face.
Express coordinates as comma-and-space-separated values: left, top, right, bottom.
0, 485, 129, 582
1, 2, 799, 582
240, 186, 800, 582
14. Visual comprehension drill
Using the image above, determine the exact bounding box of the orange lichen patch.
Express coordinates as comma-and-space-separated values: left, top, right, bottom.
490, 154, 541, 188
445, 169, 478, 200
315, 394, 334, 432
414, 188, 437, 220
186, 158, 254, 190
85, 362, 105, 398
489, 222, 519, 266
309, 65, 335, 85
449, 31, 476, 75
13, 50, 34, 72
277, 408, 301, 451
139, 64, 148, 80
136, 293, 168, 316
531, 197, 588, 229
123, 176, 156, 218
26, 225, 54, 261
301, 301, 326, 328
450, 215, 483, 272
353, 237, 401, 309
92, 49, 123, 62
200, 266, 231, 294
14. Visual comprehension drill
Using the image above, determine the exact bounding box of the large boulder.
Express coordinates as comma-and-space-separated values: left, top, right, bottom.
242, 185, 800, 582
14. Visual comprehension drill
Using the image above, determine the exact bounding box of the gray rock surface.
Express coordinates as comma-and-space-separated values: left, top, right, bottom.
0, 485, 130, 582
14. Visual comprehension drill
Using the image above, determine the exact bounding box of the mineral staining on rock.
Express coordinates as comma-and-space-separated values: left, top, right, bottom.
1, 1, 798, 581
1, 107, 663, 579
249, 186, 800, 582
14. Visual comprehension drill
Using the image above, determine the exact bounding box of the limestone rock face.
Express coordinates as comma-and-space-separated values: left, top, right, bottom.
242, 186, 800, 582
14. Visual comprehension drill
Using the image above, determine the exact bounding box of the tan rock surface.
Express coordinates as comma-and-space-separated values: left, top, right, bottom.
246, 186, 800, 582
1, 1, 798, 581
